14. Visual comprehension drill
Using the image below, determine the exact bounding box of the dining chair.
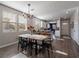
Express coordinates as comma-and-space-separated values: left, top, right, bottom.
42, 36, 53, 57
18, 37, 28, 52
18, 37, 22, 51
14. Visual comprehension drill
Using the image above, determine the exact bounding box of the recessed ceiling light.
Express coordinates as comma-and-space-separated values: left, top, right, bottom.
66, 10, 69, 14
66, 9, 71, 14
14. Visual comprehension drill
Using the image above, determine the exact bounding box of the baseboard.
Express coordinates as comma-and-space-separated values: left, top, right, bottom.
70, 36, 79, 50
72, 39, 79, 48
70, 36, 79, 46
0, 41, 18, 48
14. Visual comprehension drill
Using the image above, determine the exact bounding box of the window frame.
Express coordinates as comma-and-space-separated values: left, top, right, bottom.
2, 10, 27, 33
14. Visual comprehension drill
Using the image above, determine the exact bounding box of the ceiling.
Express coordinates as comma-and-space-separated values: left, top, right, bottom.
0, 1, 79, 20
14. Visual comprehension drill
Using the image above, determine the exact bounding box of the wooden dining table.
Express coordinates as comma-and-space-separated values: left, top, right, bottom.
18, 34, 48, 55
19, 34, 48, 40
34, 30, 51, 36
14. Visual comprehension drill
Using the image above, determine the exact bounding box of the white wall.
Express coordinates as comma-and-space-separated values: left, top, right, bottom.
70, 11, 75, 40
73, 9, 79, 45
0, 4, 29, 47
70, 8, 79, 45
56, 19, 60, 37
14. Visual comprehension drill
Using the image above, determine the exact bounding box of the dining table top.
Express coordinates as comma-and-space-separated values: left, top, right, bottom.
18, 34, 48, 41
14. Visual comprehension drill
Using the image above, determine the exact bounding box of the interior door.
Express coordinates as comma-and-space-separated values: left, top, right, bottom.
61, 18, 70, 36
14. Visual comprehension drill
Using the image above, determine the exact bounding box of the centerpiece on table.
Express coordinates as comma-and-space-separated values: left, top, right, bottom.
27, 25, 35, 34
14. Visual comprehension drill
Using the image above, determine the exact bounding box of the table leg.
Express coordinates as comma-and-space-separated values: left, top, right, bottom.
29, 39, 32, 56
30, 39, 33, 55
42, 40, 44, 49
42, 40, 45, 53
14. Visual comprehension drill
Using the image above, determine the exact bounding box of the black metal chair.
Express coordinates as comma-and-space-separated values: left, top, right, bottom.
43, 37, 53, 57
18, 37, 22, 51
18, 37, 28, 52
18, 37, 37, 55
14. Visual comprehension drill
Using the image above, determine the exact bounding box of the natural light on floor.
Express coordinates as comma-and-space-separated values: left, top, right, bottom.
55, 50, 68, 56
11, 53, 27, 58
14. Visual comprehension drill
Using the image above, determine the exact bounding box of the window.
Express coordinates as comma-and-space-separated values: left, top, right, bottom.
41, 21, 43, 27
2, 11, 17, 32
34, 19, 42, 30
3, 22, 17, 32
3, 11, 17, 22
18, 15, 27, 31
2, 10, 28, 32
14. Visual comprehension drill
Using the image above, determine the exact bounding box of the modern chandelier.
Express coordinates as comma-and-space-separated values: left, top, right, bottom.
27, 3, 34, 20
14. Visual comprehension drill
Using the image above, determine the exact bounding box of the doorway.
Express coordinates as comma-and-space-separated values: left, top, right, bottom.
60, 18, 70, 38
